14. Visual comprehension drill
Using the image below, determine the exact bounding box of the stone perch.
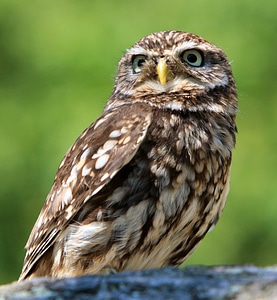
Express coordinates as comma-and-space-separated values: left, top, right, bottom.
1, 265, 277, 299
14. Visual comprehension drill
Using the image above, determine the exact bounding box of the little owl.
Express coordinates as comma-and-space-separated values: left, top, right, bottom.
19, 30, 237, 280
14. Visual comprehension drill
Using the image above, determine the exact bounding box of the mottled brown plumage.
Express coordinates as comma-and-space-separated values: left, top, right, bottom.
19, 30, 237, 280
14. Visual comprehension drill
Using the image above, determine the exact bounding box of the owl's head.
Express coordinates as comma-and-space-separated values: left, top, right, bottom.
109, 30, 237, 113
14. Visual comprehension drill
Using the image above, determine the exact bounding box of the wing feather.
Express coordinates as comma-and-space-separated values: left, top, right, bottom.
20, 102, 152, 280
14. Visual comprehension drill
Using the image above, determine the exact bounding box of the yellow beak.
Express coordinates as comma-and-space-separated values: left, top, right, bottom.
157, 58, 169, 86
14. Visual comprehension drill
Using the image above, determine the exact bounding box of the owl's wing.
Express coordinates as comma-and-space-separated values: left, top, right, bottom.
20, 102, 152, 280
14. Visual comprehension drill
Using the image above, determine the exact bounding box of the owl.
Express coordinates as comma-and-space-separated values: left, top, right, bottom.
19, 30, 237, 280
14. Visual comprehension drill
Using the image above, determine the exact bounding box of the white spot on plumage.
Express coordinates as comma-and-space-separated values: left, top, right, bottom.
66, 165, 78, 185
109, 130, 121, 138
95, 154, 110, 169
76, 158, 86, 171
80, 148, 91, 161
120, 127, 128, 134
109, 170, 118, 179
120, 136, 131, 145
103, 139, 118, 150
82, 165, 93, 176
63, 188, 73, 206
92, 140, 117, 159
100, 173, 110, 182
93, 118, 106, 129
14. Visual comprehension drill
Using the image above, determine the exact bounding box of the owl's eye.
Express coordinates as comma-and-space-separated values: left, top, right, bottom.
132, 55, 147, 73
181, 50, 203, 67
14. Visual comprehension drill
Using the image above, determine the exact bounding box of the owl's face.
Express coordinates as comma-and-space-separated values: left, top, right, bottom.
110, 30, 236, 112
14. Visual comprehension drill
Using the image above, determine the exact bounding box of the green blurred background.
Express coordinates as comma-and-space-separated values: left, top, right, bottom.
0, 0, 276, 284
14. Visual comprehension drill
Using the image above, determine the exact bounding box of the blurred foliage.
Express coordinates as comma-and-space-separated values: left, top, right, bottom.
0, 0, 276, 284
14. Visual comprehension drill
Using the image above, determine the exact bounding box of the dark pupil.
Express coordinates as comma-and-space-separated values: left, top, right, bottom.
137, 59, 145, 67
187, 54, 197, 63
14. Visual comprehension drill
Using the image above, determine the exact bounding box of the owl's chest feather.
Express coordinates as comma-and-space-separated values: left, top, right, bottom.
134, 111, 231, 226
115, 115, 231, 269
143, 112, 209, 187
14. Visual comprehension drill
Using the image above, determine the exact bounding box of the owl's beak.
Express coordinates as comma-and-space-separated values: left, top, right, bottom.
157, 58, 170, 86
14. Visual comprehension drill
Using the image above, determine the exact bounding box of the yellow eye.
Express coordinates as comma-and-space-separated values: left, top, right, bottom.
132, 55, 147, 73
181, 50, 203, 67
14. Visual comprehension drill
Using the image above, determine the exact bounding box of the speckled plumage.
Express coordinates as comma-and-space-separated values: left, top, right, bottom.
19, 30, 237, 280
